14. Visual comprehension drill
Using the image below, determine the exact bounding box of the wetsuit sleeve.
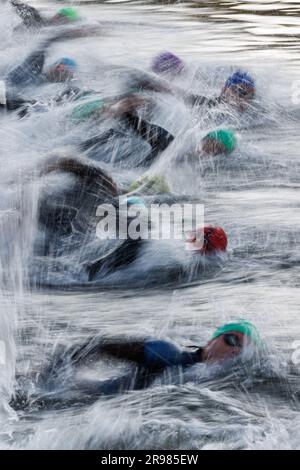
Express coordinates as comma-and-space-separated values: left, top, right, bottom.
73, 367, 155, 397
70, 338, 198, 370
122, 113, 174, 166
184, 93, 221, 109
6, 33, 73, 87
64, 338, 147, 366
6, 93, 36, 111
53, 87, 83, 104
125, 68, 172, 94
87, 238, 144, 280
143, 340, 199, 370
143, 340, 182, 369
80, 129, 127, 153
6, 48, 46, 87
11, 1, 44, 28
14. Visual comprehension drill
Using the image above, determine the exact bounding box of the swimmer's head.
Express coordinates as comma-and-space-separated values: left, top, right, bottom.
151, 51, 184, 76
203, 320, 262, 363
221, 71, 255, 111
186, 225, 228, 255
46, 58, 78, 83
51, 7, 80, 25
201, 129, 237, 156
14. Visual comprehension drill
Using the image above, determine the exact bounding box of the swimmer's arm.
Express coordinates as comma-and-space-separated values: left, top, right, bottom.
122, 113, 174, 155
11, 1, 44, 27
125, 68, 173, 94
184, 93, 221, 108
73, 367, 155, 396
6, 93, 36, 111
6, 49, 46, 87
87, 238, 144, 281
68, 338, 147, 366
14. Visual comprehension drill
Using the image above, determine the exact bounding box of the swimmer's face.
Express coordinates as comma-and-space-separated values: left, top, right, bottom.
46, 64, 74, 83
203, 331, 249, 363
221, 84, 255, 112
201, 137, 228, 156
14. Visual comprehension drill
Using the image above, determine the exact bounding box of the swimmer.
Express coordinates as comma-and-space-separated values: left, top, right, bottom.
87, 223, 228, 282
11, 2, 80, 29
186, 70, 256, 113
35, 320, 262, 400
77, 94, 174, 168
6, 37, 78, 88
126, 65, 255, 114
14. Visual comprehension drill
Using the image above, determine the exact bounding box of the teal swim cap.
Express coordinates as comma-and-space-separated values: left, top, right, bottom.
57, 7, 80, 22
212, 320, 262, 346
71, 99, 104, 122
126, 196, 146, 207
204, 129, 237, 154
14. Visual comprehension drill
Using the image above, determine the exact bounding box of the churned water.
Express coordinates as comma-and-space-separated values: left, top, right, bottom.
0, 0, 299, 449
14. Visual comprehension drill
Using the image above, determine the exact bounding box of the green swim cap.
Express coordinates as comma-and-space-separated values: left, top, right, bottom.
130, 175, 170, 194
212, 320, 262, 346
71, 99, 104, 122
57, 7, 80, 22
204, 129, 237, 153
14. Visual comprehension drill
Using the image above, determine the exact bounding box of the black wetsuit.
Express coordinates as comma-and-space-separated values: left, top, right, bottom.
6, 42, 51, 88
37, 337, 203, 398
36, 157, 145, 282
0, 89, 35, 113
80, 112, 174, 168
125, 66, 223, 111
6, 31, 78, 89
11, 0, 45, 29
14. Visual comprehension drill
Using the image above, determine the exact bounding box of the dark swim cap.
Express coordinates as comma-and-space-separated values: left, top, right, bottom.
224, 71, 255, 90
151, 51, 184, 75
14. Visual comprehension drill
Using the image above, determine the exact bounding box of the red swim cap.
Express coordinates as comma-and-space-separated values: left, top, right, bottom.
186, 225, 228, 254
202, 226, 228, 253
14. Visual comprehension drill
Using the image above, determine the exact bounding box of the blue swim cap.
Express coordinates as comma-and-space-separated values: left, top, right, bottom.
225, 71, 255, 90
54, 58, 78, 70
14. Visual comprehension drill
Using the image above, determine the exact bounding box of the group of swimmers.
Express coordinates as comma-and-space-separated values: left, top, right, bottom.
3, 3, 264, 402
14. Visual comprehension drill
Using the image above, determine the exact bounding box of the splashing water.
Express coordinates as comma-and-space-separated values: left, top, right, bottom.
0, 0, 299, 450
